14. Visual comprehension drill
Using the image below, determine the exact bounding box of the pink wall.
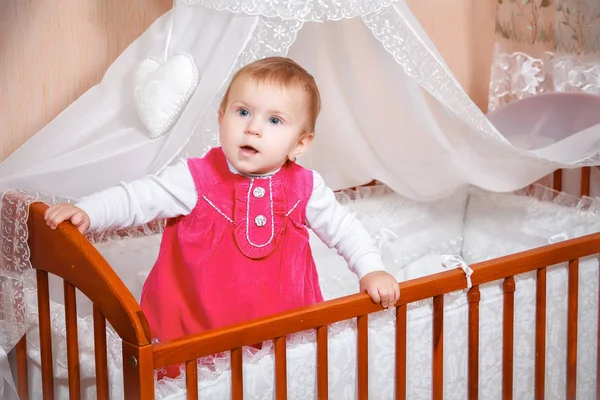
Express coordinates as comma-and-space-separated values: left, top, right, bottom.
0, 0, 497, 162
0, 0, 172, 162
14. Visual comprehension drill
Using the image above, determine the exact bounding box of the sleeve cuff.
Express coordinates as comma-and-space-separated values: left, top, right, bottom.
351, 252, 387, 280
75, 199, 100, 232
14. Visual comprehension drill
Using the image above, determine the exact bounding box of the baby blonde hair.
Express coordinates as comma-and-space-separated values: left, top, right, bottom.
218, 57, 321, 134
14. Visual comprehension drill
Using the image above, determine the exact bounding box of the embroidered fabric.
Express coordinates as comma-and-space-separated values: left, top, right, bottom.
175, 1, 600, 185
489, 43, 600, 112
360, 4, 598, 168
363, 4, 600, 167
362, 5, 502, 144
7, 183, 600, 399
177, 0, 398, 21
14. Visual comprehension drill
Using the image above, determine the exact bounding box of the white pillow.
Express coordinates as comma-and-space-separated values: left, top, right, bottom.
133, 53, 199, 139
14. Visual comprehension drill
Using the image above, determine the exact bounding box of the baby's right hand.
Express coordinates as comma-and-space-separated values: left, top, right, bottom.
44, 204, 91, 234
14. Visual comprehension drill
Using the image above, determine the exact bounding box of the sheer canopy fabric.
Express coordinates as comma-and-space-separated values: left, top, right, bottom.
1, 1, 599, 200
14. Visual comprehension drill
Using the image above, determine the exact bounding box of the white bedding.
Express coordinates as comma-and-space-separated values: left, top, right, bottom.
18, 185, 600, 399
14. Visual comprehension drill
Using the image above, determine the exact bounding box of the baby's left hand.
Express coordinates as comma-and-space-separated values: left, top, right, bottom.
359, 271, 400, 310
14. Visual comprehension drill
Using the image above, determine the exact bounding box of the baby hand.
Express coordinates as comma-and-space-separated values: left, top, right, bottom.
359, 271, 400, 310
44, 204, 91, 234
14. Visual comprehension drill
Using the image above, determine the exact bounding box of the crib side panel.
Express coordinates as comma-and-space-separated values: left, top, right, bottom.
27, 201, 152, 346
148, 236, 600, 350
149, 232, 600, 399
23, 201, 158, 399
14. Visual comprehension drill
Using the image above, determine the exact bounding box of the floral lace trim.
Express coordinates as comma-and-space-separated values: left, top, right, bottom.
360, 4, 600, 168
488, 44, 600, 165
362, 5, 497, 139
177, 0, 398, 22
0, 190, 67, 350
488, 43, 600, 113
470, 182, 600, 216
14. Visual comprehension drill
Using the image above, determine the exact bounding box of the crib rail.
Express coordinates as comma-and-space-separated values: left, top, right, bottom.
151, 231, 600, 400
15, 201, 600, 399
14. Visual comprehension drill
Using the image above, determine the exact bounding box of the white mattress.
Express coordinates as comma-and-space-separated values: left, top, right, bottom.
18, 185, 600, 399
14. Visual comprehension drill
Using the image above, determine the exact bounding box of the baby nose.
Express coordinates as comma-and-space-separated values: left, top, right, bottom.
245, 123, 261, 136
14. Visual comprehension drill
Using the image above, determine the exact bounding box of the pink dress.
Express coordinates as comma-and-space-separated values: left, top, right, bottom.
140, 147, 324, 347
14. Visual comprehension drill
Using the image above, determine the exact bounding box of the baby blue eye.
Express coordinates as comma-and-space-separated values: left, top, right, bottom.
269, 117, 281, 125
238, 109, 249, 117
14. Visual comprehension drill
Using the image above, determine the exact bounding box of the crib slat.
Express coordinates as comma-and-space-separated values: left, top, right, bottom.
468, 286, 480, 400
16, 335, 29, 400
93, 306, 109, 400
535, 268, 547, 400
432, 295, 444, 400
395, 305, 407, 400
503, 276, 515, 400
581, 166, 591, 197
357, 314, 369, 398
567, 259, 579, 399
186, 359, 198, 400
64, 281, 81, 400
36, 269, 55, 400
275, 336, 287, 399
316, 325, 328, 399
231, 347, 243, 400
553, 169, 563, 192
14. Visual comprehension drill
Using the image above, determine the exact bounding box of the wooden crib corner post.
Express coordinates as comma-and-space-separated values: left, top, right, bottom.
122, 341, 155, 399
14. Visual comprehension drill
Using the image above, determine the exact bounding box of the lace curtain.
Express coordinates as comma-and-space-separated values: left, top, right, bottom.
489, 0, 600, 111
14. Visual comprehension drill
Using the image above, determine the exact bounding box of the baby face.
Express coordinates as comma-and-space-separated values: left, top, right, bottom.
219, 77, 311, 175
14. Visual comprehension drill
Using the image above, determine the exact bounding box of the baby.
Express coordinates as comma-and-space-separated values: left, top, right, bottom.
45, 57, 400, 347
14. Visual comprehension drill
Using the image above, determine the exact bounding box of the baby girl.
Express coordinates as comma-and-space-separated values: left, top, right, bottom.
45, 57, 400, 347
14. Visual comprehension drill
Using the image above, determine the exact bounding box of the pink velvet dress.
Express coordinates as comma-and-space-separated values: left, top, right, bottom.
140, 147, 324, 350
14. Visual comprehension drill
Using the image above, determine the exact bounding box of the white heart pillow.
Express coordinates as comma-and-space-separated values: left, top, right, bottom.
133, 52, 199, 139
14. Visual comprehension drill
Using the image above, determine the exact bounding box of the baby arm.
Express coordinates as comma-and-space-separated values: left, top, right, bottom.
44, 159, 198, 233
306, 172, 400, 309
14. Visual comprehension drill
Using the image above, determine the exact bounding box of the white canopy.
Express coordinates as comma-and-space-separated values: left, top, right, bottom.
1, 0, 599, 202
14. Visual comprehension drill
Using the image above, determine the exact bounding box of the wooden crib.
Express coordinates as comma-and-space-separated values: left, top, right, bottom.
552, 167, 594, 197
9, 167, 600, 400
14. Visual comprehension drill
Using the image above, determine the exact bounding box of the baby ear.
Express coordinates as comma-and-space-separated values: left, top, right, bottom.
289, 132, 314, 162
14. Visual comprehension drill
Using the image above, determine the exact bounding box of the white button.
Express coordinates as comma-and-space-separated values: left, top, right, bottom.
253, 187, 265, 199
255, 215, 267, 227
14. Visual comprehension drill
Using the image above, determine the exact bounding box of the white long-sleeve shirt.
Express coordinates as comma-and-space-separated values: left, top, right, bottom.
76, 159, 386, 279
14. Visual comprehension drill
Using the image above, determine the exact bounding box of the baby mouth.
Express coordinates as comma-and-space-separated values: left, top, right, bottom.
240, 145, 259, 155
